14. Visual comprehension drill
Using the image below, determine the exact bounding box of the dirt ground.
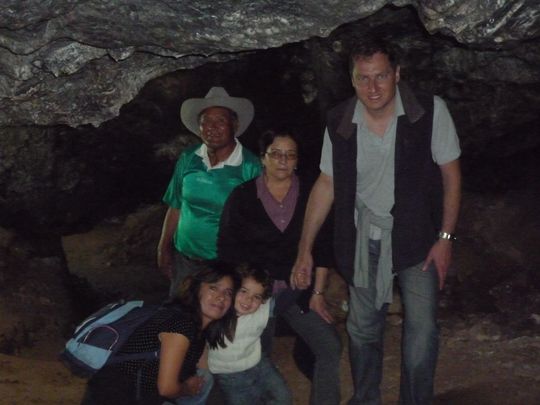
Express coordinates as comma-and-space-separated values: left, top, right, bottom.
1, 221, 539, 404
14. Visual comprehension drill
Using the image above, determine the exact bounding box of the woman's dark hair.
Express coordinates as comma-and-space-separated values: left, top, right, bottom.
258, 129, 300, 158
348, 35, 400, 77
168, 262, 240, 349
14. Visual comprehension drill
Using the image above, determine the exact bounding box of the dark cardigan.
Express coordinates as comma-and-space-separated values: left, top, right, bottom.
217, 176, 333, 283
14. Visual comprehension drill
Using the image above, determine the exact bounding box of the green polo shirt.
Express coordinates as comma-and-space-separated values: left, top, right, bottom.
163, 143, 261, 260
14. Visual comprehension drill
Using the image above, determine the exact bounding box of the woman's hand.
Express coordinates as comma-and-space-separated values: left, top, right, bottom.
309, 293, 334, 324
180, 375, 205, 397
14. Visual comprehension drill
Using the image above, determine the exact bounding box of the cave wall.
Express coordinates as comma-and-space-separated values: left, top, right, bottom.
0, 227, 75, 352
1, 0, 539, 127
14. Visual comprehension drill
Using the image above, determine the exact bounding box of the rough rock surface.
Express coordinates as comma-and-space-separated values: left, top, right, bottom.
450, 190, 540, 337
1, 0, 539, 127
0, 227, 75, 353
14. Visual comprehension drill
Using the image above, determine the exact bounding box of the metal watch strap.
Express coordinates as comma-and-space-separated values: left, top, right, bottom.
438, 231, 457, 241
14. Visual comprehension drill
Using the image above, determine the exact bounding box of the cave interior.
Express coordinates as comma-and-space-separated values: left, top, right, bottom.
0, 2, 539, 395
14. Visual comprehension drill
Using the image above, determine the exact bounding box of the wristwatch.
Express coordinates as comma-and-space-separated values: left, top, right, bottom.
438, 231, 457, 241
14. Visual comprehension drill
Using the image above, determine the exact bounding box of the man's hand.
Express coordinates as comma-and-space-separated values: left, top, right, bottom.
422, 239, 452, 290
180, 374, 205, 397
291, 172, 334, 290
309, 294, 334, 324
429, 159, 460, 290
157, 245, 173, 280
290, 252, 313, 290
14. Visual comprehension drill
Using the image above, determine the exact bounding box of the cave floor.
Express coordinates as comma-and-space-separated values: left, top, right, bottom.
2, 323, 539, 404
2, 223, 539, 404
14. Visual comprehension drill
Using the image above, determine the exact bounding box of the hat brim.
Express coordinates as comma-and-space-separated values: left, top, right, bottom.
180, 95, 254, 137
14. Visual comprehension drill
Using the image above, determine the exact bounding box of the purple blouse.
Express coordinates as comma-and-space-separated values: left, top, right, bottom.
255, 174, 299, 232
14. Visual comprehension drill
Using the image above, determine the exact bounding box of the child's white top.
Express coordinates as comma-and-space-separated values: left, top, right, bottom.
208, 300, 270, 374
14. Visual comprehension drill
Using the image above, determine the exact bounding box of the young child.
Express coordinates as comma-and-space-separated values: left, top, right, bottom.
208, 267, 292, 405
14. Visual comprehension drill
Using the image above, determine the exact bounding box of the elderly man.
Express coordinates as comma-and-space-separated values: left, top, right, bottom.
158, 87, 261, 295
293, 36, 461, 404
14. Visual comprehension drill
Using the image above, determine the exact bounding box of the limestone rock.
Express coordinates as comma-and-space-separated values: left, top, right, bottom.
0, 0, 539, 127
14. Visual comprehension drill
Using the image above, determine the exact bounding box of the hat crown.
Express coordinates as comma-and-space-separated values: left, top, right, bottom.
205, 87, 229, 98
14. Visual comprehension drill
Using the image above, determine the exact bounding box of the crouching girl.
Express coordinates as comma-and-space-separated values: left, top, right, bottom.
81, 264, 239, 405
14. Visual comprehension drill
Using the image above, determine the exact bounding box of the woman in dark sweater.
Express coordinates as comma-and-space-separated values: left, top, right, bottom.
81, 264, 239, 405
217, 129, 342, 405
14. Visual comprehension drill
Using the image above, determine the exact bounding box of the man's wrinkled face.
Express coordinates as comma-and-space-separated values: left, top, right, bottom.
351, 52, 400, 115
199, 107, 237, 152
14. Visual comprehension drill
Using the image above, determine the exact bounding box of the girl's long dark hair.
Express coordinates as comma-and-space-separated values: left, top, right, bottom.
167, 262, 240, 349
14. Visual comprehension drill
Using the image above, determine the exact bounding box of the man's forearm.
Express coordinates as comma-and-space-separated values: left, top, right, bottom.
439, 159, 461, 234
158, 207, 180, 250
298, 173, 334, 255
424, 158, 461, 286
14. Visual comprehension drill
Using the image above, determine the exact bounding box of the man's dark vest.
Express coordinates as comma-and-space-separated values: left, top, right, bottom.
327, 82, 442, 284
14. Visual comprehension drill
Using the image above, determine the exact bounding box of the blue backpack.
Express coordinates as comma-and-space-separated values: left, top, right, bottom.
60, 300, 162, 377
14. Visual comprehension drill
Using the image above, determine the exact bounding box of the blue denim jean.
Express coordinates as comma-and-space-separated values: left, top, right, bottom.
163, 368, 214, 405
347, 240, 439, 405
214, 356, 292, 405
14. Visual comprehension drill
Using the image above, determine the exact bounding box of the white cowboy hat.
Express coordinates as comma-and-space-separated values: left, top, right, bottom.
180, 87, 254, 137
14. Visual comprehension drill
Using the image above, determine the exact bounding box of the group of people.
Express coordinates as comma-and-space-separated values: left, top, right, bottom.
83, 34, 461, 405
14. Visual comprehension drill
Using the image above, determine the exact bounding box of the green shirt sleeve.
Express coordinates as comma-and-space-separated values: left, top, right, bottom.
241, 148, 262, 180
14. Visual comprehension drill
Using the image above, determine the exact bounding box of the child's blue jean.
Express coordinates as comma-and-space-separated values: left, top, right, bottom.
215, 356, 292, 405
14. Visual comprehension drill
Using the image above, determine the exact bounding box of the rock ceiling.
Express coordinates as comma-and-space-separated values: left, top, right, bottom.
1, 0, 539, 127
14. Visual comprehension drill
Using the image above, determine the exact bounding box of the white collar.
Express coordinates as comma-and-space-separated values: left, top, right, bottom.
195, 139, 243, 169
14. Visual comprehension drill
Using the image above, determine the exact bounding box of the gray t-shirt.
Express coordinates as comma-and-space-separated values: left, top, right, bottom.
320, 88, 461, 223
